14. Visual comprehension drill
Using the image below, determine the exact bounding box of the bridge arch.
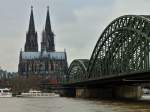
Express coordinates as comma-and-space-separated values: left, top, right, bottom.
67, 15, 150, 84
68, 59, 89, 83
88, 15, 150, 79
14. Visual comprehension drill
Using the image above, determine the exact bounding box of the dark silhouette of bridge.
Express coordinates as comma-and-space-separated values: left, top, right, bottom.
59, 15, 150, 99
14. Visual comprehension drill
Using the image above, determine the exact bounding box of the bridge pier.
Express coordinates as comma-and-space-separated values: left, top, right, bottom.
60, 85, 142, 99
114, 85, 142, 99
75, 86, 142, 99
59, 88, 76, 97
75, 87, 113, 98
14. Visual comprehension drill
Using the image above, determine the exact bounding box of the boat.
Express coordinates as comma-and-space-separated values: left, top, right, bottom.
17, 89, 59, 98
0, 88, 12, 97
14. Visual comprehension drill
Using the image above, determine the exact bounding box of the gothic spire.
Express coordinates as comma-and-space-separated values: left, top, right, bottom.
25, 6, 38, 52
41, 6, 55, 52
45, 6, 52, 33
28, 6, 35, 32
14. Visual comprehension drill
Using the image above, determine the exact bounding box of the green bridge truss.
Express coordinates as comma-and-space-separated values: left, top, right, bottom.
66, 15, 150, 84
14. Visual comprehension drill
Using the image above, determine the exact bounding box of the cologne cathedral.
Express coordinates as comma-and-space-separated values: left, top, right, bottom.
18, 7, 68, 82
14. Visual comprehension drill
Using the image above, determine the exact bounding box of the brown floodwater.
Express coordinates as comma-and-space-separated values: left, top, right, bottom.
0, 97, 150, 112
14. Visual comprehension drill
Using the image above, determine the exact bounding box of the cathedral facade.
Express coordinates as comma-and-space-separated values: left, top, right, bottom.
18, 7, 68, 82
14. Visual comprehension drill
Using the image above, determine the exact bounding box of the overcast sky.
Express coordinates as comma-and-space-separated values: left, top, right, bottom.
0, 0, 150, 72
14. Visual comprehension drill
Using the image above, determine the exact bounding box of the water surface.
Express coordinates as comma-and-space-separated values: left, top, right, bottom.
0, 97, 150, 112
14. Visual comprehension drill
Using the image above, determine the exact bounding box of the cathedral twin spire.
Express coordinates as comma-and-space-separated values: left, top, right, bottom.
28, 6, 35, 33
45, 6, 52, 33
41, 6, 55, 52
24, 6, 55, 52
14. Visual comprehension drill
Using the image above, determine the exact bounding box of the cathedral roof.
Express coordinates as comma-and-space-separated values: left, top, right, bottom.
21, 51, 66, 60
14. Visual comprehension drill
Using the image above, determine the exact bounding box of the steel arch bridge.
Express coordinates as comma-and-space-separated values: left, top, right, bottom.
68, 59, 89, 83
66, 15, 150, 84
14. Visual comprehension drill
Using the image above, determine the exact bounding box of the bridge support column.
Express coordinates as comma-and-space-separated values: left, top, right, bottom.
114, 85, 142, 99
60, 88, 76, 97
76, 87, 113, 98
76, 88, 92, 98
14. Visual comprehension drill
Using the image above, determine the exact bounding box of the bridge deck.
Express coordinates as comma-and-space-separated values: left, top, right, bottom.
63, 71, 150, 86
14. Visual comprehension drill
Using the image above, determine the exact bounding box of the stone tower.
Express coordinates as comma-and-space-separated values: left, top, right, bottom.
25, 6, 38, 52
41, 6, 55, 52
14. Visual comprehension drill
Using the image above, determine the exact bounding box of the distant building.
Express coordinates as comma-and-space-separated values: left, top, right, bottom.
0, 68, 16, 79
18, 7, 68, 82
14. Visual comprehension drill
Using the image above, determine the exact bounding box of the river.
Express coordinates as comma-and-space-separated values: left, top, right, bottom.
1, 97, 150, 112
